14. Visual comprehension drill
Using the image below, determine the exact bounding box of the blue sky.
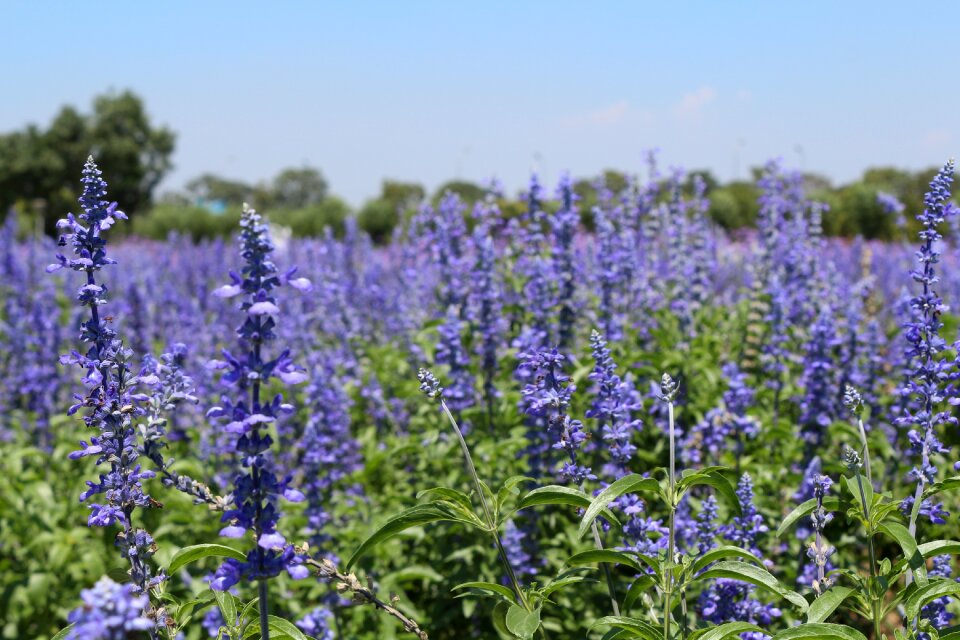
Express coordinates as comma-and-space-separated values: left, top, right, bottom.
2, 1, 957, 205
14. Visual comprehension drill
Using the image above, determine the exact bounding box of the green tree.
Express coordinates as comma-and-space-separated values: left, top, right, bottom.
0, 90, 175, 233
184, 174, 254, 208
382, 180, 426, 210
267, 166, 328, 209
357, 198, 399, 244
433, 180, 484, 205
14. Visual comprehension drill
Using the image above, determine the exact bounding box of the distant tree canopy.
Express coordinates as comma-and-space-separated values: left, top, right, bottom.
0, 92, 948, 243
0, 90, 175, 233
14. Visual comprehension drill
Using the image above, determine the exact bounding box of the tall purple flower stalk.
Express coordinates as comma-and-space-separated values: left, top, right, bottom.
592, 206, 627, 343
552, 173, 579, 350
435, 305, 476, 414
586, 330, 642, 478
682, 363, 760, 465
698, 474, 781, 637
206, 206, 312, 624
51, 158, 163, 618
898, 160, 956, 532
469, 205, 505, 421
299, 352, 363, 558
512, 174, 554, 355
139, 344, 220, 507
518, 349, 594, 484
66, 576, 154, 640
805, 474, 835, 596
798, 310, 842, 450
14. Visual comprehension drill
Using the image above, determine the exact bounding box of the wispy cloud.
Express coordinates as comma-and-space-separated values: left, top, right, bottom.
674, 86, 717, 121
559, 100, 640, 128
922, 128, 954, 148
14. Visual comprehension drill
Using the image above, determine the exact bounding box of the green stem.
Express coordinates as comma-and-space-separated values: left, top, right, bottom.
856, 417, 873, 488
854, 469, 881, 638
590, 520, 621, 616
439, 399, 531, 612
664, 400, 677, 640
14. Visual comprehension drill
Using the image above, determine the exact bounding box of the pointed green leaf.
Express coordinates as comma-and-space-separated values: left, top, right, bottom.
919, 540, 960, 558
676, 470, 741, 516
51, 626, 75, 640
417, 487, 474, 512
699, 561, 808, 612
904, 579, 960, 621
690, 621, 764, 640
267, 615, 311, 640
498, 475, 534, 502
589, 616, 662, 640
452, 581, 517, 601
769, 623, 867, 640
622, 575, 656, 612
214, 590, 237, 626
168, 543, 247, 574
566, 549, 643, 573
540, 574, 597, 598
517, 485, 620, 526
879, 522, 927, 585
923, 476, 960, 501
777, 497, 841, 537
578, 475, 662, 539
805, 586, 856, 623
691, 545, 763, 575
346, 503, 462, 569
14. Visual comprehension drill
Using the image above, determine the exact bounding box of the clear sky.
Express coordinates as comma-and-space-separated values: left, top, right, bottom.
2, 1, 957, 205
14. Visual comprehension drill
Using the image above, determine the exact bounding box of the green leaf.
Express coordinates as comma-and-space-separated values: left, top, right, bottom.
923, 475, 960, 501
175, 591, 218, 626
504, 604, 541, 639
267, 615, 311, 640
51, 625, 75, 640
879, 522, 927, 585
919, 540, 960, 558
346, 503, 463, 569
566, 549, 644, 573
690, 545, 763, 575
452, 581, 517, 601
676, 469, 741, 516
417, 487, 475, 512
806, 586, 856, 623
492, 601, 514, 637
589, 616, 662, 640
699, 561, 808, 612
517, 485, 620, 526
691, 621, 764, 640
214, 590, 237, 627
497, 475, 534, 507
777, 497, 841, 537
167, 543, 247, 574
540, 574, 597, 598
843, 475, 873, 521
769, 623, 867, 640
622, 575, 656, 612
578, 475, 662, 539
904, 579, 960, 621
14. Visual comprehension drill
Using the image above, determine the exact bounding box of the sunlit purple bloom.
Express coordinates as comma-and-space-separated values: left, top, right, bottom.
66, 577, 154, 640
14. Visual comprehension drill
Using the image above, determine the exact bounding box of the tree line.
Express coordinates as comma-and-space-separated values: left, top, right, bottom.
0, 91, 942, 242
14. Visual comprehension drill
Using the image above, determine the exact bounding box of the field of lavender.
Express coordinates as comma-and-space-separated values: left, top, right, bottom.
2, 155, 959, 640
